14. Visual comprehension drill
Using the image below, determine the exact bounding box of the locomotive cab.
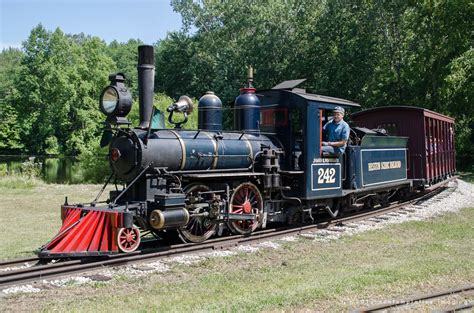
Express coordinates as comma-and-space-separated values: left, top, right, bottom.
257, 82, 360, 201
257, 83, 411, 219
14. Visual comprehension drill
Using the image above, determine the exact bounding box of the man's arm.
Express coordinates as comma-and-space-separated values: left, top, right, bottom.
328, 139, 347, 147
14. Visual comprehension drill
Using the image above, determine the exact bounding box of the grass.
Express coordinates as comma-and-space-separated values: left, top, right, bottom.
0, 176, 106, 259
0, 175, 472, 311
0, 175, 41, 189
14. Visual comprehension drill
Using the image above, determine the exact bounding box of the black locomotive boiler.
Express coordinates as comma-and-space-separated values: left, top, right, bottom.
39, 45, 455, 257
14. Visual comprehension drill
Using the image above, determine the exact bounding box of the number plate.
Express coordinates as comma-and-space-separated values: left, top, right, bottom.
311, 163, 341, 191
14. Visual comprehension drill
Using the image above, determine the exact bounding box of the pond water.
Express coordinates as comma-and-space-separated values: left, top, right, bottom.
0, 155, 85, 184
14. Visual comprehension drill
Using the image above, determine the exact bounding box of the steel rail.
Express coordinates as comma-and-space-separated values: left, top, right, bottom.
0, 256, 40, 268
0, 177, 456, 289
212, 178, 453, 248
353, 285, 474, 312
433, 302, 474, 313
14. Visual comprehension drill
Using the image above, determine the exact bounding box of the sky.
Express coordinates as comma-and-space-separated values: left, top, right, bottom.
0, 0, 183, 50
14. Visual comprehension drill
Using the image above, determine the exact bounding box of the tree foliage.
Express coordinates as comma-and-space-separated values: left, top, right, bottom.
0, 48, 24, 153
7, 25, 115, 155
0, 1, 472, 169
161, 0, 473, 165
107, 39, 143, 96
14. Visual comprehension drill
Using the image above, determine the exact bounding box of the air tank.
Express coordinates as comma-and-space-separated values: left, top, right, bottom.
234, 66, 260, 133
198, 91, 222, 131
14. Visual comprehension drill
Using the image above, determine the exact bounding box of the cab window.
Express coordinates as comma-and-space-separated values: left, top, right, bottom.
260, 107, 288, 132
321, 109, 332, 141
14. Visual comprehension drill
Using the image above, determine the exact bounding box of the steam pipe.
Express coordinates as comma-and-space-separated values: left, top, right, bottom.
137, 45, 155, 129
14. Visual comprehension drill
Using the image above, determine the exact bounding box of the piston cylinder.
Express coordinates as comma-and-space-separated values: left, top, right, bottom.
149, 208, 190, 230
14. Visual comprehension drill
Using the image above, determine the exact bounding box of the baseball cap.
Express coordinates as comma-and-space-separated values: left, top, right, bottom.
333, 106, 345, 114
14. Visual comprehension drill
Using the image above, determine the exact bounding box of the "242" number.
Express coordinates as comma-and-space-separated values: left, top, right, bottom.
317, 167, 336, 184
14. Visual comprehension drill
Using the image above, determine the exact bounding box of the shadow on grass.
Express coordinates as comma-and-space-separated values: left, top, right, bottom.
19, 249, 40, 256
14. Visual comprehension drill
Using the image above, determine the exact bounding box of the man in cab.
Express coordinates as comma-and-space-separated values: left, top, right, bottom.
322, 106, 350, 156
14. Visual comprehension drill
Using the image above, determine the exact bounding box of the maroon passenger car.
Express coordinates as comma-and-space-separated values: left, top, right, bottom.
352, 106, 455, 185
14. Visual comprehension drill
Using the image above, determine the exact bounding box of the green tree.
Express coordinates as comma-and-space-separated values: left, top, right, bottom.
0, 48, 23, 100
65, 36, 115, 154
12, 24, 115, 155
166, 0, 473, 163
107, 39, 143, 96
0, 48, 24, 153
163, 0, 323, 101
442, 48, 474, 166
0, 103, 23, 153
1, 2, 472, 172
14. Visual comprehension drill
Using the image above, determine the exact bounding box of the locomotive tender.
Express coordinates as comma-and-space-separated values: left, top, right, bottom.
39, 45, 454, 257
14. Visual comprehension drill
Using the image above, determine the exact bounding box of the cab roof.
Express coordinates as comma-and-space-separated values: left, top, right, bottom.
263, 79, 360, 108
291, 90, 360, 108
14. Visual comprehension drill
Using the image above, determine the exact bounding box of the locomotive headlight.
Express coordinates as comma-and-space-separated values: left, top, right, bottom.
99, 73, 132, 117
101, 87, 119, 114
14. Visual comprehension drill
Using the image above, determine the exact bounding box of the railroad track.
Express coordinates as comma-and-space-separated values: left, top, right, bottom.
353, 285, 474, 312
0, 178, 456, 290
0, 256, 40, 270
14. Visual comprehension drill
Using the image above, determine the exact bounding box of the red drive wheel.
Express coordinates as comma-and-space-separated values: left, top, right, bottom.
228, 182, 263, 235
117, 226, 141, 253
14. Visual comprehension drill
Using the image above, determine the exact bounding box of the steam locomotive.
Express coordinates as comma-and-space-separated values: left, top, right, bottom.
39, 45, 455, 257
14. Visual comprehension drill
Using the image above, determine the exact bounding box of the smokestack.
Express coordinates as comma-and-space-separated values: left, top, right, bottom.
137, 45, 155, 129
